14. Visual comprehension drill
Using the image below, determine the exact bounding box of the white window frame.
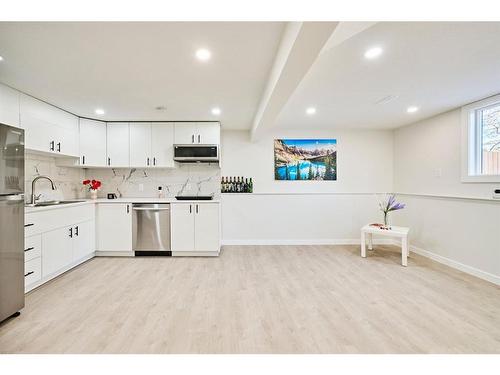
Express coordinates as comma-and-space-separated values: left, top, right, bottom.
461, 94, 500, 183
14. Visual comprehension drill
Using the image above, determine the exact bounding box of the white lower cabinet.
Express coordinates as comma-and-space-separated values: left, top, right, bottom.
171, 202, 220, 254
24, 257, 41, 289
24, 204, 96, 292
38, 220, 95, 285
96, 203, 132, 252
73, 220, 96, 260
42, 226, 74, 277
171, 203, 195, 252
194, 203, 220, 252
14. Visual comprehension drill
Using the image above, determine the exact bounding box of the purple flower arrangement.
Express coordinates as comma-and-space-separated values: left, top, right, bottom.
377, 194, 406, 228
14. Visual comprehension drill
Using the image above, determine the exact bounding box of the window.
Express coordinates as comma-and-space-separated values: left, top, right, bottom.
462, 95, 500, 182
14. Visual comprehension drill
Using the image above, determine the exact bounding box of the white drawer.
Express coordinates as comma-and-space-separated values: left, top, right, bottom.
24, 234, 42, 262
25, 257, 42, 289
25, 203, 95, 236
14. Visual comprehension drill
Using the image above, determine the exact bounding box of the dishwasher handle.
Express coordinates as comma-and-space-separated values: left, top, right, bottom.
132, 207, 170, 211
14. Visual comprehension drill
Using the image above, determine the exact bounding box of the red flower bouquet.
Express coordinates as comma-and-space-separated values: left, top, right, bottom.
83, 179, 102, 191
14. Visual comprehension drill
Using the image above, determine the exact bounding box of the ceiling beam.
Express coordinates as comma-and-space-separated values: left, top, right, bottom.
250, 21, 339, 140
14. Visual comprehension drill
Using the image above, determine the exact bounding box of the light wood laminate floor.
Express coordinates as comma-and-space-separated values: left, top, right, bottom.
1, 245, 499, 353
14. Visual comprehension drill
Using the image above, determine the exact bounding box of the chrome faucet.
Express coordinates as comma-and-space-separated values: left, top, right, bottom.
31, 176, 56, 205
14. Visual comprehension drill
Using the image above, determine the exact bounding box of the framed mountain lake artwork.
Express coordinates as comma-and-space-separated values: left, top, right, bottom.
274, 139, 337, 181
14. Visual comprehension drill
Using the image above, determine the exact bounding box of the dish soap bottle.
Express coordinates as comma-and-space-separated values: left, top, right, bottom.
158, 186, 164, 199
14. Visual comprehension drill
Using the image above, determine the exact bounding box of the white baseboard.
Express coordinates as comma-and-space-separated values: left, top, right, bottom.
95, 251, 134, 257
221, 238, 395, 246
408, 244, 500, 286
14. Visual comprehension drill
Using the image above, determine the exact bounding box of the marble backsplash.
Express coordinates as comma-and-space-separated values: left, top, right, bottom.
85, 164, 221, 198
24, 152, 221, 201
25, 152, 86, 202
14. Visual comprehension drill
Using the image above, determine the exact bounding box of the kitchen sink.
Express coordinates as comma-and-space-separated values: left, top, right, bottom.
26, 200, 86, 207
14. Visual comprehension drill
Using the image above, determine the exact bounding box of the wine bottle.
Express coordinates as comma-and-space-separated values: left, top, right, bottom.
249, 178, 253, 193
244, 178, 249, 193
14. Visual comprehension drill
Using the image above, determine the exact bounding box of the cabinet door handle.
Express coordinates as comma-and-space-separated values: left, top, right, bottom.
189, 204, 192, 213
198, 134, 201, 143
153, 157, 156, 166
82, 155, 85, 165
24, 247, 35, 252
191, 134, 194, 143
25, 271, 34, 277
24, 223, 34, 227
75, 225, 79, 236
57, 142, 61, 152
50, 141, 55, 151
127, 205, 130, 214
147, 157, 150, 166
196, 204, 199, 214
108, 157, 111, 166
69, 227, 73, 238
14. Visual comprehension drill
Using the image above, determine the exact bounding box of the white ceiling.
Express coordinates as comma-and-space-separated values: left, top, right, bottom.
276, 22, 500, 129
2, 22, 500, 132
0, 22, 285, 129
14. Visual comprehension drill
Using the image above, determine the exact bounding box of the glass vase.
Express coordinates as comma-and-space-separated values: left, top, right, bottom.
383, 211, 390, 228
90, 190, 98, 200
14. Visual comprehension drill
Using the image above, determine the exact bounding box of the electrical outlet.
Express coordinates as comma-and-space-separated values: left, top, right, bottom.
493, 189, 500, 199
433, 168, 442, 178
139, 184, 144, 192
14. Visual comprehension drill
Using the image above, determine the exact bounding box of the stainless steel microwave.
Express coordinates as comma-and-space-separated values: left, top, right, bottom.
173, 144, 219, 163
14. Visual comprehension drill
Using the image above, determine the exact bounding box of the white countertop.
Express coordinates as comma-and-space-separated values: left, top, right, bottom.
25, 197, 220, 213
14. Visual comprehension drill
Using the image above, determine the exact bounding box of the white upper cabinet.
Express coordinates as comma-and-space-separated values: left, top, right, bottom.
20, 94, 79, 157
79, 119, 107, 167
106, 123, 130, 167
174, 122, 220, 145
151, 122, 174, 167
196, 122, 220, 145
0, 83, 20, 128
174, 123, 197, 144
129, 122, 174, 168
129, 123, 152, 167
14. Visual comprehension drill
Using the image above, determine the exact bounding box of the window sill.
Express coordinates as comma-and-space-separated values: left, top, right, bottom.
461, 174, 500, 183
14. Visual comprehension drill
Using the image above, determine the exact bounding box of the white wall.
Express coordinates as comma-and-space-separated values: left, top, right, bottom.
394, 109, 498, 199
222, 129, 393, 193
221, 129, 394, 243
394, 110, 500, 284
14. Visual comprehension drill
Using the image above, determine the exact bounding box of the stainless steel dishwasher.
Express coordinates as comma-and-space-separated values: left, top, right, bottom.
132, 203, 171, 255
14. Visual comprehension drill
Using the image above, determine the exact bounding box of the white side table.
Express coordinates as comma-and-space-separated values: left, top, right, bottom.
361, 225, 410, 266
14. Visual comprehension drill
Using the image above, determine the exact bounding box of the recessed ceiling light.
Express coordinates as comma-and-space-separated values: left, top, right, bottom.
95, 108, 105, 115
211, 107, 221, 116
195, 48, 211, 61
407, 106, 419, 113
364, 46, 383, 59
306, 107, 316, 115
0, 56, 4, 62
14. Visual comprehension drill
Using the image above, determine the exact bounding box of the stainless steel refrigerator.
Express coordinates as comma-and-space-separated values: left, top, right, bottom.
0, 123, 25, 322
